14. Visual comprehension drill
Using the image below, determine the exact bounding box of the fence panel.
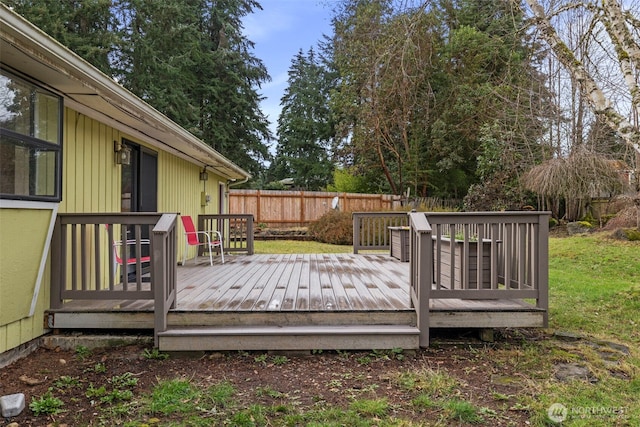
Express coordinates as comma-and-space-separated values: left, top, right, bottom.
229, 190, 402, 228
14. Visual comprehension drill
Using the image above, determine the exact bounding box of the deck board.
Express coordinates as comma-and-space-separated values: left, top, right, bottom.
281, 254, 303, 310
296, 255, 311, 310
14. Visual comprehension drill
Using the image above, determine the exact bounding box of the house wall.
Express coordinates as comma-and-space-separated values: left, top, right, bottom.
0, 203, 56, 355
58, 110, 226, 216
0, 108, 227, 354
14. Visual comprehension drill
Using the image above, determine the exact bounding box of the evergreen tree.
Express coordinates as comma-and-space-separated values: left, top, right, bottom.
5, 0, 118, 75
273, 48, 336, 190
115, 0, 272, 177
433, 0, 547, 203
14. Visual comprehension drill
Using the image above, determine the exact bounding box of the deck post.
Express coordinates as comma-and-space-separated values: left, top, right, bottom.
408, 212, 432, 348
352, 213, 361, 254
246, 215, 254, 255
152, 213, 178, 348
417, 220, 432, 348
537, 213, 550, 327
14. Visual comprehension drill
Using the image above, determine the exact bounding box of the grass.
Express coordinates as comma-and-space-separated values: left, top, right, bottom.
253, 239, 352, 254
27, 233, 639, 426
547, 234, 640, 343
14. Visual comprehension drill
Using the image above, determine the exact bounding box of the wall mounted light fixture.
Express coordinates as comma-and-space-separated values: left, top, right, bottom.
114, 140, 131, 165
199, 168, 209, 181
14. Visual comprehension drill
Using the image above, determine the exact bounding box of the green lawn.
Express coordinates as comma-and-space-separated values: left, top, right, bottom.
548, 234, 640, 344
253, 239, 352, 254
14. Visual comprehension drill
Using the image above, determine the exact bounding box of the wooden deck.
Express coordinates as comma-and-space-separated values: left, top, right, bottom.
52, 254, 411, 313
180, 253, 411, 312
48, 253, 545, 351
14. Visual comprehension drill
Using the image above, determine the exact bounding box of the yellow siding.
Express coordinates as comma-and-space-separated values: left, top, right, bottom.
59, 111, 121, 214
0, 208, 51, 324
0, 204, 55, 354
1, 107, 230, 354
156, 149, 228, 262
59, 110, 227, 217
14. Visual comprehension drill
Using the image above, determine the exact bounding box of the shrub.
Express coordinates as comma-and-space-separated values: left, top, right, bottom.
603, 206, 639, 230
308, 210, 353, 245
549, 217, 558, 228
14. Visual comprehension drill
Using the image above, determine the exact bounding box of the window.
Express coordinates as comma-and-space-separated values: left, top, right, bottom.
0, 69, 62, 201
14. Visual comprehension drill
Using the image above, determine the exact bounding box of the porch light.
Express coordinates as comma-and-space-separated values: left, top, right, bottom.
114, 140, 131, 165
200, 168, 209, 181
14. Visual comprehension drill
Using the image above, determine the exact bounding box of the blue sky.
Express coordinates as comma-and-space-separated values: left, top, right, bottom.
243, 0, 334, 146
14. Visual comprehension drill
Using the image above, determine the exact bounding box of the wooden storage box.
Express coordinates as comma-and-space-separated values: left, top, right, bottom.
436, 238, 491, 289
389, 226, 410, 262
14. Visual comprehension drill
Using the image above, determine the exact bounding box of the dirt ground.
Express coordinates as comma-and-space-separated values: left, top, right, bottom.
0, 329, 542, 426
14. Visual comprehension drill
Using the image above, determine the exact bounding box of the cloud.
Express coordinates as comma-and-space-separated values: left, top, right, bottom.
261, 71, 288, 92
243, 3, 297, 44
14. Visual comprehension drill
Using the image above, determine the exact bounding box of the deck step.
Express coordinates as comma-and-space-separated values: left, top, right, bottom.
157, 325, 420, 352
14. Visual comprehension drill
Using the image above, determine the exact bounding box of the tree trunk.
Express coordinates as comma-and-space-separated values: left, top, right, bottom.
524, 0, 640, 155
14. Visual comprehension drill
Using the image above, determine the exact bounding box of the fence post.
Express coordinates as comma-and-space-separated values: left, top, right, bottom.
256, 190, 262, 225
300, 191, 305, 226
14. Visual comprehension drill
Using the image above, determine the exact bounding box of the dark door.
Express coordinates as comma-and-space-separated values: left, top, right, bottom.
139, 148, 158, 212
121, 140, 157, 213
120, 140, 157, 278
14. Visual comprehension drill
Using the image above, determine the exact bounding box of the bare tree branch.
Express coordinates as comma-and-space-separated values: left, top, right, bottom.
524, 0, 640, 155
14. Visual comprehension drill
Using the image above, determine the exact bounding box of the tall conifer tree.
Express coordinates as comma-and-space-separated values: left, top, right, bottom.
272, 48, 336, 190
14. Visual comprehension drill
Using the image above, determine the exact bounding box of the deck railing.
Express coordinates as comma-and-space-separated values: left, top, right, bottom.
408, 211, 550, 347
198, 214, 254, 255
352, 212, 408, 253
50, 212, 178, 346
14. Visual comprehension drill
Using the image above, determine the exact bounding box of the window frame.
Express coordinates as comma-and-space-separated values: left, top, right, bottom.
0, 68, 63, 202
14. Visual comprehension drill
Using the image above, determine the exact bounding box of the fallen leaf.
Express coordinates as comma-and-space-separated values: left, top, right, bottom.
19, 374, 45, 386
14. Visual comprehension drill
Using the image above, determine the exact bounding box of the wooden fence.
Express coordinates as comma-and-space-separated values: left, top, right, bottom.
229, 190, 402, 228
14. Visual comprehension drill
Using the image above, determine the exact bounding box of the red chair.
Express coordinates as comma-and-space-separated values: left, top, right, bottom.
106, 224, 151, 279
113, 239, 151, 275
181, 215, 224, 266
